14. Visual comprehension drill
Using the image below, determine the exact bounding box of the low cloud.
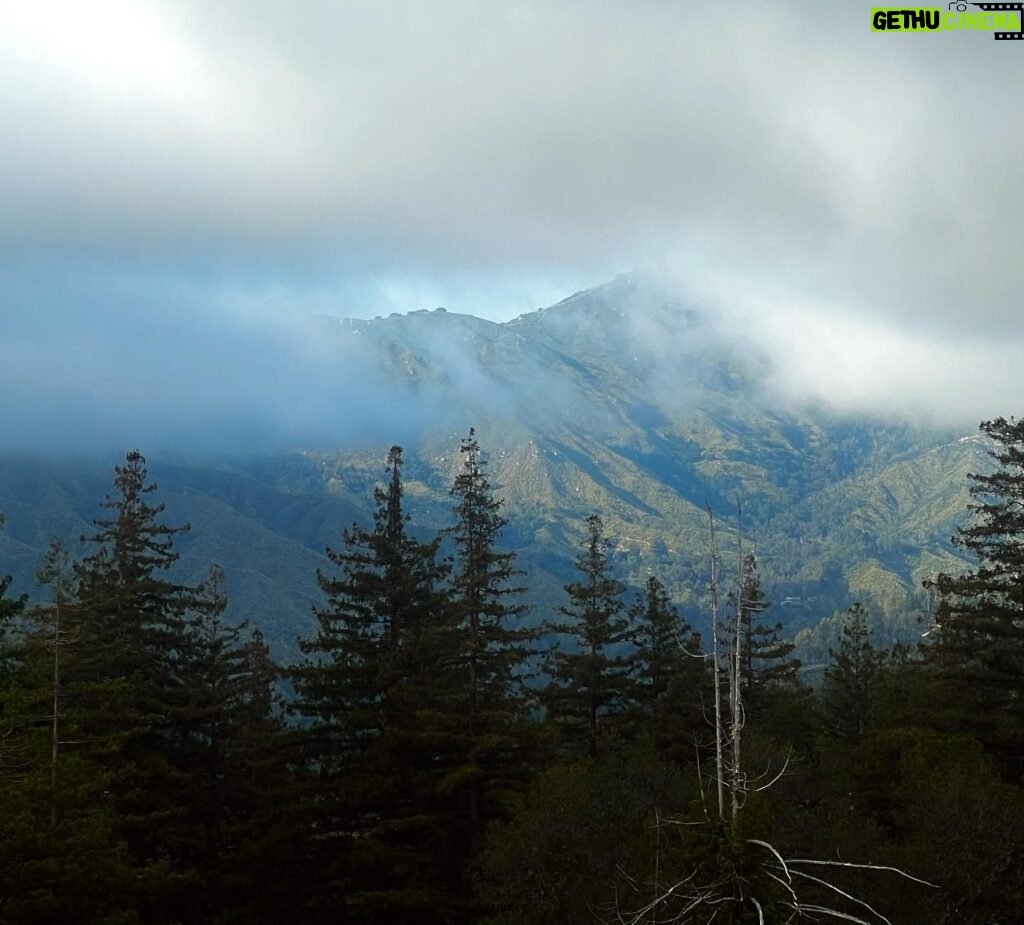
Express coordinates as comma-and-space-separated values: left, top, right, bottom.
651, 267, 1022, 428
0, 267, 454, 454
0, 0, 1020, 439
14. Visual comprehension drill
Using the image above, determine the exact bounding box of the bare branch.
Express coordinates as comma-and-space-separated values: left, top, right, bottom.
789, 902, 875, 924
786, 859, 939, 889
747, 838, 791, 883
706, 505, 724, 820
789, 868, 891, 925
748, 749, 793, 793
765, 869, 800, 907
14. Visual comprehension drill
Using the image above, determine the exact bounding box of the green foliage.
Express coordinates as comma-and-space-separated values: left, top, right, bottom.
0, 572, 26, 627
447, 428, 538, 845
478, 744, 692, 925
633, 798, 791, 925
821, 603, 886, 743
630, 575, 709, 761
62, 451, 206, 920
543, 514, 635, 758
2, 410, 1024, 923
0, 453, 295, 923
0, 512, 28, 675
896, 734, 1024, 924
292, 445, 464, 923
926, 416, 1024, 775
633, 575, 697, 703
174, 565, 292, 923
730, 554, 799, 707
0, 750, 135, 924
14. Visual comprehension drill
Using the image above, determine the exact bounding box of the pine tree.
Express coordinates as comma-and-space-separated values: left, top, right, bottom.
821, 603, 885, 744
66, 449, 202, 921
0, 512, 27, 669
220, 627, 302, 925
0, 537, 134, 924
290, 494, 392, 920
926, 416, 1024, 774
633, 575, 699, 705
179, 565, 291, 923
447, 428, 535, 845
0, 573, 25, 627
31, 540, 74, 820
544, 515, 634, 758
730, 554, 799, 704
292, 445, 458, 923
0, 523, 28, 793
630, 574, 707, 760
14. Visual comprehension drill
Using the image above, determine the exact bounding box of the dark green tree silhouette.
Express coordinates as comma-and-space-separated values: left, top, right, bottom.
544, 515, 634, 758
0, 512, 27, 669
177, 565, 290, 923
926, 416, 1024, 775
65, 450, 203, 921
0, 536, 136, 925
821, 603, 885, 744
293, 445, 459, 923
447, 428, 535, 847
730, 554, 799, 705
630, 575, 707, 761
633, 575, 699, 705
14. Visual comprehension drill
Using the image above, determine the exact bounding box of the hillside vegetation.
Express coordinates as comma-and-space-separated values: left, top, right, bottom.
0, 278, 982, 658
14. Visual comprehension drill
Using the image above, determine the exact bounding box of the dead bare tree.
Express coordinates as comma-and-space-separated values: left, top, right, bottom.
612, 506, 937, 925
35, 538, 75, 824
706, 505, 724, 820
706, 500, 748, 828
730, 498, 743, 825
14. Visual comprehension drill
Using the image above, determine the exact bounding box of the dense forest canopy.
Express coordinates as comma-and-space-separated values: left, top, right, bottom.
4, 1, 1022, 920
1, 418, 1023, 923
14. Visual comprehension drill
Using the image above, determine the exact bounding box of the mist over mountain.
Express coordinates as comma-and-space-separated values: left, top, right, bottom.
0, 278, 983, 659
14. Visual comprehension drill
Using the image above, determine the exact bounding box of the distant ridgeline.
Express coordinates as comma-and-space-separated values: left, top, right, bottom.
0, 279, 980, 663
1, 415, 1023, 924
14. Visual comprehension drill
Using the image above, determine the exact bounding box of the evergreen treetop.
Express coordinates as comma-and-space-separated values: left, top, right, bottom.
821, 602, 885, 744
926, 416, 1024, 771
544, 514, 634, 758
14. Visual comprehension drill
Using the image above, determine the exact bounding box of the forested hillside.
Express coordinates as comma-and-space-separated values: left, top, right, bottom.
0, 280, 983, 662
5, 0, 1021, 919
1, 419, 1023, 924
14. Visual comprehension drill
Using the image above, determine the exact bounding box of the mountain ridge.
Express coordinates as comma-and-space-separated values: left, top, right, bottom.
0, 278, 983, 659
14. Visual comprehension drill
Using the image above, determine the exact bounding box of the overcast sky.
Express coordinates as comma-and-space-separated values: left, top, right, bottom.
1, 0, 1021, 450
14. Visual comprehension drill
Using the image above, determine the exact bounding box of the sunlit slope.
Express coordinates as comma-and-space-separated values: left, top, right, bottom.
0, 278, 984, 656
307, 278, 979, 632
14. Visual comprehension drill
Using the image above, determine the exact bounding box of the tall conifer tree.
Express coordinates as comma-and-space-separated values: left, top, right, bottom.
544, 515, 634, 758
177, 565, 289, 922
0, 512, 27, 668
730, 554, 798, 701
821, 603, 885, 744
66, 450, 201, 921
447, 428, 534, 846
927, 416, 1024, 774
293, 445, 458, 923
633, 575, 699, 705
0, 539, 133, 925
630, 574, 707, 759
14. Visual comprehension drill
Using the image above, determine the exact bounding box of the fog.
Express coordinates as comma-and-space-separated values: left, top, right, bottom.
1, 0, 1021, 451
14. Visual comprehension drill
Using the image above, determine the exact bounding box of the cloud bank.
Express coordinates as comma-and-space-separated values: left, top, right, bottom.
0, 0, 1021, 445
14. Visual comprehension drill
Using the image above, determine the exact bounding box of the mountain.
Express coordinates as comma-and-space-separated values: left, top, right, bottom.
0, 277, 985, 660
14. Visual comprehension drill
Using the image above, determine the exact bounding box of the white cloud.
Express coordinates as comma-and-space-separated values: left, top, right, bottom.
0, 0, 1021, 433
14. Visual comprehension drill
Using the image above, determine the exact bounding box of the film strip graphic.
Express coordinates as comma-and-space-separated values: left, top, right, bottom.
967, 2, 1024, 39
